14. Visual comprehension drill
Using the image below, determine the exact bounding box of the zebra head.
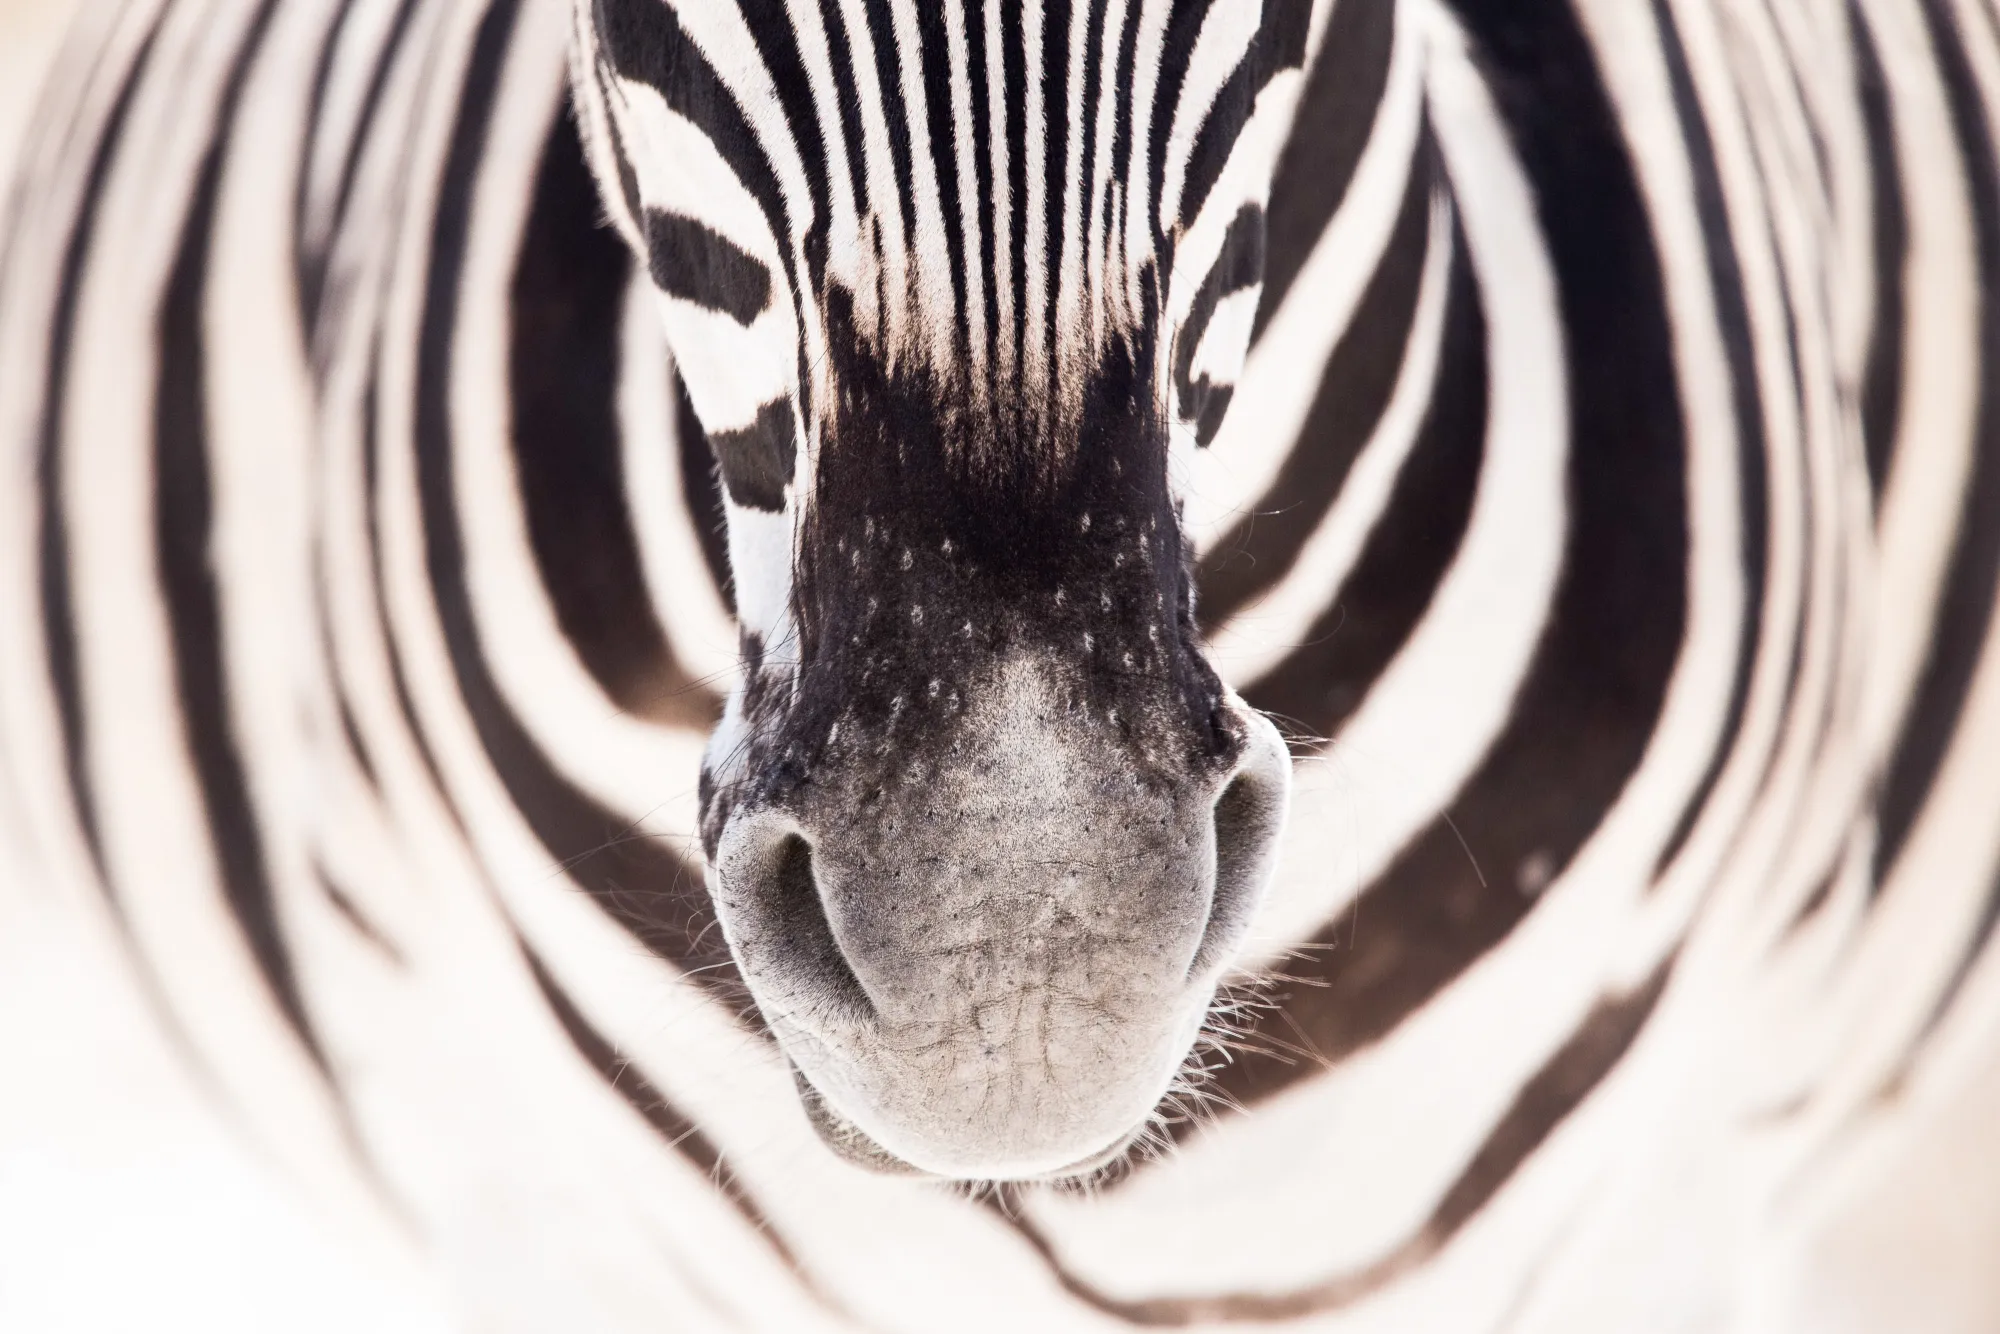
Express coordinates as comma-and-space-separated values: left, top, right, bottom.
571, 1, 1299, 1180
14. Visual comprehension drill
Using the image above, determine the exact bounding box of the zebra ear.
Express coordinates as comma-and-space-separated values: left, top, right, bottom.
566, 5, 645, 255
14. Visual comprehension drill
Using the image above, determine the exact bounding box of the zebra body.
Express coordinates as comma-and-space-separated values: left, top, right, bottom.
4, 0, 2000, 1327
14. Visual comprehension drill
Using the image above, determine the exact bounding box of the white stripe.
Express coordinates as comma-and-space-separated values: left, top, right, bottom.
981, 0, 1018, 381
1120, 0, 1175, 319
1085, 0, 1134, 353
1204, 193, 1453, 687
1021, 0, 1052, 394
1243, 8, 1569, 974
60, 0, 376, 1253
942, 0, 989, 379
1179, 6, 1422, 551
1054, 0, 1095, 375
1860, 0, 1981, 769
300, 0, 404, 253
449, 35, 710, 839
1160, 62, 1302, 424
1154, 0, 1260, 237
661, 0, 815, 278
617, 278, 744, 693
886, 0, 957, 348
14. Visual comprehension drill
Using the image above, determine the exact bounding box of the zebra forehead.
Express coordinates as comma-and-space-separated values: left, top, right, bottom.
575, 0, 1307, 490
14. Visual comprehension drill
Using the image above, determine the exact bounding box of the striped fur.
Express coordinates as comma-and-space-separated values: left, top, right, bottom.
4, 0, 2000, 1327
581, 1, 1311, 1181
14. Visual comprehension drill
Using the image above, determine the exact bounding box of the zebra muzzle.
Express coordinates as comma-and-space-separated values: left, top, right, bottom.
708, 670, 1291, 1181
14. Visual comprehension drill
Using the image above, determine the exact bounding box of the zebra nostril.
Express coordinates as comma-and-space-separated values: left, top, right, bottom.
1191, 707, 1292, 980
715, 820, 875, 1027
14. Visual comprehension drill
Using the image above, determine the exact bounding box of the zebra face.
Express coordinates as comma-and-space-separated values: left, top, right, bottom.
705, 306, 1292, 1180
571, 0, 1297, 1179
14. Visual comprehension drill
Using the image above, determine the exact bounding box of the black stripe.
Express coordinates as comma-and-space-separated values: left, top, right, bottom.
296, 0, 423, 332
708, 397, 798, 512
3, 15, 226, 1072
1781, 862, 1839, 937
1212, 0, 1690, 1116
156, 0, 331, 1070
916, 0, 970, 359
1782, 41, 1837, 204
814, 0, 872, 234
315, 863, 406, 965
644, 209, 773, 325
739, 0, 831, 289
1690, 228, 1811, 865
1002, 0, 1029, 371
1649, 0, 1769, 878
1036, 959, 1673, 1320
412, 0, 750, 1011
675, 370, 737, 612
1178, 43, 1255, 233
1147, 0, 1215, 262
1759, 237, 1813, 789
963, 7, 1000, 390
594, 55, 648, 237
514, 112, 721, 727
595, 0, 800, 331
859, 0, 918, 265
37, 28, 164, 880
1181, 0, 1311, 238
1874, 0, 2000, 885
363, 367, 459, 809
1255, 0, 1396, 338
1074, 0, 1109, 328
1040, 0, 1072, 396
1855, 0, 1906, 505
1197, 152, 1432, 626
295, 0, 343, 310
1169, 201, 1265, 447
1347, 956, 1674, 1303
335, 688, 377, 784
1254, 0, 1311, 81
1107, 0, 1143, 287
1238, 198, 1480, 746
314, 539, 379, 787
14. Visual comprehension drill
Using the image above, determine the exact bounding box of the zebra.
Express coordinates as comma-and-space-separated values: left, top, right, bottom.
573, 0, 1305, 1182
4, 0, 2000, 1326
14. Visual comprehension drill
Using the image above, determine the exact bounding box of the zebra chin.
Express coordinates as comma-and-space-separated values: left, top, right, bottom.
705, 672, 1292, 1182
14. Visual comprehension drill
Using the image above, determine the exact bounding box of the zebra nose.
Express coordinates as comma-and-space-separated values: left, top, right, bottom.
706, 686, 1292, 1178
709, 816, 875, 1030
709, 699, 1291, 1035
1189, 699, 1293, 979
